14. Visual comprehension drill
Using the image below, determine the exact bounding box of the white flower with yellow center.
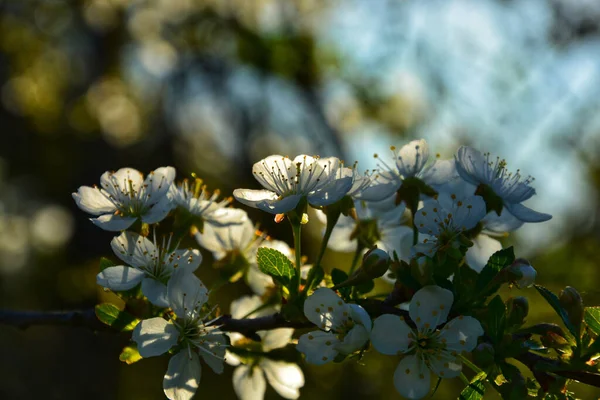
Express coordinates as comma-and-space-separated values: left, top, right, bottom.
455, 146, 551, 223
370, 286, 484, 400
72, 167, 175, 231
296, 288, 371, 365
170, 178, 247, 226
97, 231, 201, 307
233, 155, 354, 214
133, 269, 227, 400
226, 296, 305, 400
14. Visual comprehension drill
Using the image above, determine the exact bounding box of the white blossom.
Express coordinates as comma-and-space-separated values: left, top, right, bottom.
509, 260, 537, 288
132, 269, 227, 400
170, 178, 247, 227
370, 286, 484, 399
455, 146, 551, 223
413, 193, 486, 258
97, 231, 201, 307
227, 296, 304, 400
296, 288, 371, 365
233, 155, 354, 214
72, 167, 175, 231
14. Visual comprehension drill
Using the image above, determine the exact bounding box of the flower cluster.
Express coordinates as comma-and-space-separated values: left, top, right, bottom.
73, 141, 600, 400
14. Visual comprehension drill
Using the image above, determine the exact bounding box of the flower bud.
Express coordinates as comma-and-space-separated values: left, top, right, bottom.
507, 296, 529, 327
360, 248, 390, 279
508, 258, 536, 288
559, 286, 584, 330
472, 343, 495, 367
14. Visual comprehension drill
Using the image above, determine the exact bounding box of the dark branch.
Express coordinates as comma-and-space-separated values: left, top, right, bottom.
0, 309, 107, 330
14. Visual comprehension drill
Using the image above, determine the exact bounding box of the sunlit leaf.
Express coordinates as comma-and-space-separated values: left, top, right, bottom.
95, 303, 140, 331
256, 247, 296, 287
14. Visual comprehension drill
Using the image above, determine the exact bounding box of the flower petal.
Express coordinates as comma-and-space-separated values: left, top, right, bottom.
232, 364, 266, 400
163, 248, 202, 273
96, 266, 145, 291
307, 176, 353, 207
454, 146, 488, 186
142, 195, 174, 224
110, 231, 156, 268
100, 168, 144, 201
260, 359, 304, 399
91, 214, 137, 231
260, 328, 294, 352
197, 330, 227, 374
420, 159, 459, 187
393, 354, 431, 400
355, 176, 401, 202
132, 317, 179, 358
335, 324, 369, 354
251, 155, 292, 193
439, 316, 484, 353
143, 166, 176, 206
348, 304, 372, 331
163, 350, 201, 400
72, 186, 116, 215
167, 268, 208, 319
370, 314, 413, 355
465, 234, 502, 273
505, 202, 552, 223
195, 217, 254, 260
395, 139, 429, 178
205, 207, 248, 226
303, 288, 346, 331
245, 265, 275, 296
296, 331, 340, 365
142, 278, 169, 307
409, 285, 454, 332
428, 351, 462, 379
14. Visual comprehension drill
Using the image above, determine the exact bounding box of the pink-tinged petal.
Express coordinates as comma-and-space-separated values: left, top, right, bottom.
395, 139, 429, 178
504, 202, 552, 223
91, 214, 137, 231
439, 315, 484, 353
96, 266, 145, 291
260, 359, 304, 399
132, 317, 179, 358
393, 354, 431, 399
110, 231, 156, 268
163, 351, 201, 400
466, 234, 502, 273
370, 314, 413, 355
232, 365, 266, 400
72, 186, 116, 215
296, 331, 340, 365
409, 285, 453, 332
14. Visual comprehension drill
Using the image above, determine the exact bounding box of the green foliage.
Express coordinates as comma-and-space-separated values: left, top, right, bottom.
459, 372, 487, 400
331, 268, 351, 298
475, 247, 515, 298
486, 295, 507, 345
584, 307, 600, 336
535, 285, 578, 340
119, 345, 142, 364
302, 265, 324, 295
256, 247, 296, 288
99, 257, 116, 272
95, 303, 140, 331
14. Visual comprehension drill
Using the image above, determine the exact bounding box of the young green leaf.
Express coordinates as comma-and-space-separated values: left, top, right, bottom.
459, 371, 486, 400
486, 295, 506, 345
95, 303, 140, 331
99, 257, 116, 272
256, 247, 296, 287
119, 345, 142, 365
584, 307, 600, 336
534, 285, 578, 340
475, 247, 515, 297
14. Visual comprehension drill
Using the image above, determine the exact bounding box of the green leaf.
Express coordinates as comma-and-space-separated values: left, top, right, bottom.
330, 268, 351, 298
95, 303, 140, 331
256, 247, 296, 287
584, 307, 600, 336
302, 264, 324, 295
119, 344, 142, 364
475, 247, 515, 297
486, 295, 506, 345
99, 257, 116, 272
354, 279, 375, 295
459, 371, 487, 400
534, 285, 577, 340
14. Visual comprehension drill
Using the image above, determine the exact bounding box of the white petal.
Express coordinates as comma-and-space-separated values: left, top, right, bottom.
454, 146, 488, 186
370, 314, 413, 355
419, 159, 459, 186
439, 316, 484, 353
100, 168, 144, 200
167, 268, 208, 319
303, 288, 346, 330
110, 231, 157, 268
336, 324, 369, 354
260, 328, 294, 352
246, 265, 275, 296
163, 351, 201, 400
251, 155, 293, 193
296, 331, 339, 365
393, 355, 431, 400
409, 286, 453, 332
195, 218, 254, 259
307, 176, 353, 207
395, 139, 429, 177
230, 295, 265, 319
142, 195, 174, 224
197, 331, 227, 374
72, 186, 116, 215
91, 214, 137, 231
414, 201, 443, 236
428, 351, 462, 379
143, 166, 176, 206
255, 194, 304, 214
163, 248, 202, 273
260, 359, 304, 399
232, 365, 266, 400
465, 234, 502, 273
132, 317, 179, 358
505, 202, 552, 223
225, 350, 241, 366
142, 278, 169, 307
234, 189, 279, 206
378, 225, 414, 258
96, 266, 145, 291
348, 304, 372, 331
205, 208, 248, 226
481, 211, 523, 233
326, 216, 357, 253
355, 176, 401, 202
452, 195, 487, 231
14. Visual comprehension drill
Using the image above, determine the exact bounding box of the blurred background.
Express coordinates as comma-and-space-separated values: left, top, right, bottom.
1, 0, 600, 399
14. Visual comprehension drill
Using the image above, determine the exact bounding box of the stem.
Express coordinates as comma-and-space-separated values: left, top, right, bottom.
315, 208, 340, 269
459, 354, 483, 374
291, 221, 302, 297
348, 244, 363, 276
411, 209, 419, 246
